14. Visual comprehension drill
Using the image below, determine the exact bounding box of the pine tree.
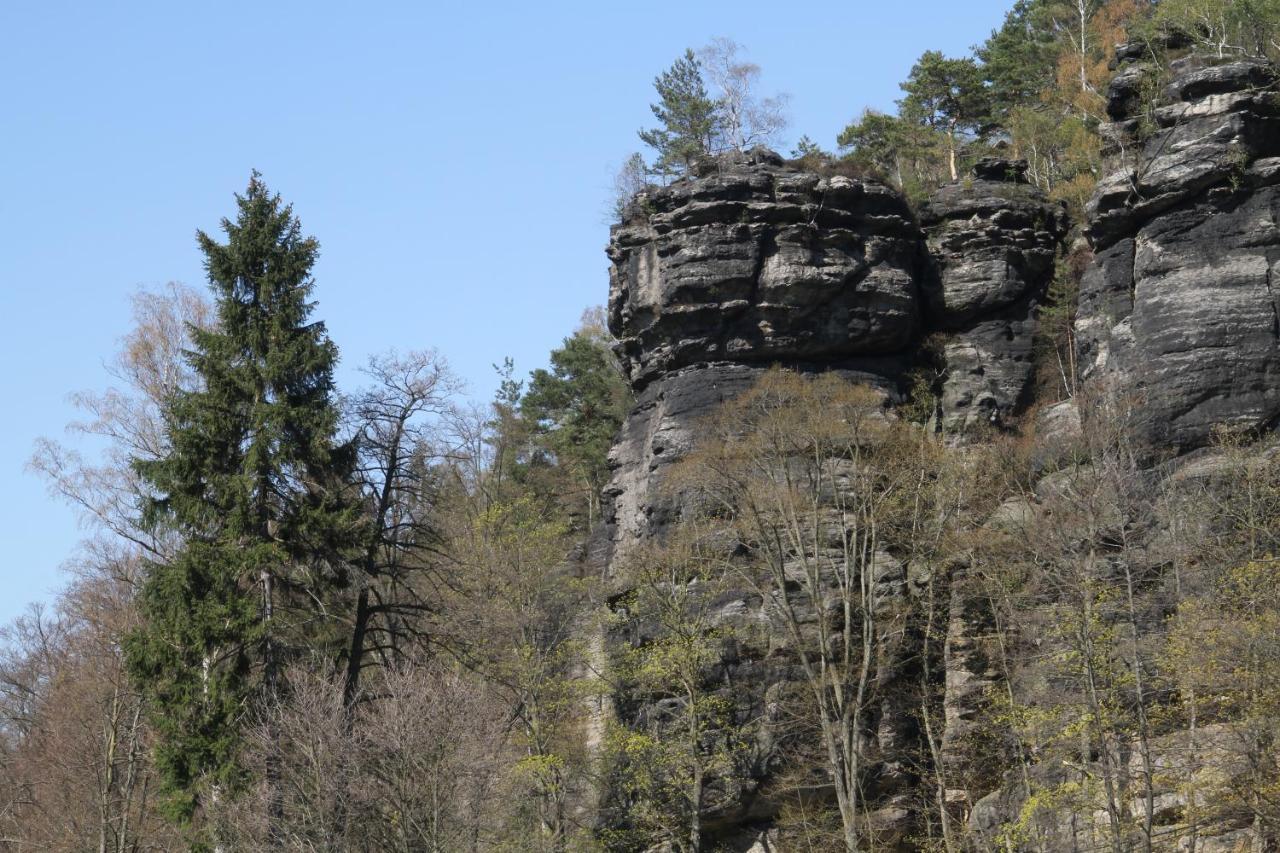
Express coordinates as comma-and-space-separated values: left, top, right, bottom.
521, 322, 631, 529
977, 0, 1063, 123
899, 51, 990, 181
124, 173, 362, 830
638, 48, 720, 177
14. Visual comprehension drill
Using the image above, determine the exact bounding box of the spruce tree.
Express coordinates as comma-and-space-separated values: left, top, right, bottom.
124, 173, 361, 829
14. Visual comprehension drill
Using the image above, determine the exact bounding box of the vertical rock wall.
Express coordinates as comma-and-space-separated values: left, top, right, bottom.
921, 159, 1069, 432
1079, 52, 1280, 451
598, 149, 1068, 847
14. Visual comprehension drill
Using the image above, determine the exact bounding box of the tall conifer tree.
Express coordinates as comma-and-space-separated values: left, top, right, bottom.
124, 173, 361, 829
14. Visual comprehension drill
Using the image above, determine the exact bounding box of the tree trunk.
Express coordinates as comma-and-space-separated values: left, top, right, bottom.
947, 127, 959, 182
343, 587, 371, 714
261, 568, 283, 842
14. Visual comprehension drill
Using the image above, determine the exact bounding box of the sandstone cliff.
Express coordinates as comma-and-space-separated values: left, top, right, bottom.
955, 45, 1280, 851
599, 149, 1067, 848
1080, 51, 1280, 452
596, 45, 1280, 849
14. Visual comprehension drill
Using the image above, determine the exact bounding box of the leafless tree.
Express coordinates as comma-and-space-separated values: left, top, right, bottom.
214, 662, 511, 852
669, 369, 952, 852
341, 349, 462, 709
697, 38, 790, 153
0, 552, 178, 852
29, 282, 209, 561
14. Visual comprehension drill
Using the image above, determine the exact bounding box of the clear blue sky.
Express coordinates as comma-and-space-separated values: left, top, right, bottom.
1, 0, 1014, 624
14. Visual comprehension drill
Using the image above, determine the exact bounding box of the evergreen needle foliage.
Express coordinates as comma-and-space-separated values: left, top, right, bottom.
638, 48, 719, 177
123, 173, 363, 827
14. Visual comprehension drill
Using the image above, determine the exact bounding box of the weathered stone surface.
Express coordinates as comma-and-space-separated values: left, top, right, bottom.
607, 155, 920, 389
1087, 58, 1280, 250
597, 49, 1280, 853
600, 150, 1071, 847
920, 160, 1069, 431
604, 360, 905, 557
920, 169, 1066, 328
1078, 54, 1280, 452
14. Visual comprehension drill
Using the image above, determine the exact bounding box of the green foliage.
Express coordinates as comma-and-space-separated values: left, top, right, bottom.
899, 50, 991, 137
834, 0, 1150, 205
1150, 0, 1280, 59
521, 320, 632, 529
978, 0, 1065, 123
900, 50, 991, 182
789, 134, 824, 159
124, 173, 363, 824
638, 49, 720, 178
837, 108, 950, 200
604, 531, 751, 852
1033, 244, 1088, 402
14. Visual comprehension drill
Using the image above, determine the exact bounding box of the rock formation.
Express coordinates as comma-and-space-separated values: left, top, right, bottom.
604, 151, 1068, 552
1079, 51, 1280, 452
605, 149, 919, 557
952, 46, 1280, 850
596, 39, 1280, 852
599, 149, 1068, 848
920, 158, 1068, 432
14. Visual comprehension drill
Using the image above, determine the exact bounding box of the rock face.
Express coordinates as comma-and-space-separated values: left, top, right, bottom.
605, 150, 925, 557
1078, 53, 1280, 451
920, 160, 1068, 431
607, 148, 920, 391
596, 47, 1280, 851
598, 150, 1069, 847
604, 150, 1066, 562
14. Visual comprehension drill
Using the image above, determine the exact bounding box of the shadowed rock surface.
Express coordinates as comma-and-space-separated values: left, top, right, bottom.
1079, 52, 1280, 452
593, 40, 1280, 853
607, 149, 921, 391
597, 149, 1069, 848
920, 164, 1069, 431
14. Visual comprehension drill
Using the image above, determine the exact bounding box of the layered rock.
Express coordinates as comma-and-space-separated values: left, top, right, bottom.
1078, 53, 1280, 451
596, 44, 1280, 849
607, 148, 920, 391
603, 153, 924, 847
598, 149, 1069, 848
920, 159, 1069, 431
605, 150, 921, 557
948, 47, 1280, 851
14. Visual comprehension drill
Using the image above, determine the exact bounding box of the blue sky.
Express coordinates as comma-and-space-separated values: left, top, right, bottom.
0, 0, 1015, 623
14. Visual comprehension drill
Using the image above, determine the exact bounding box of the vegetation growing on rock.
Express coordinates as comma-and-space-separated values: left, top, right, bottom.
12, 1, 1280, 851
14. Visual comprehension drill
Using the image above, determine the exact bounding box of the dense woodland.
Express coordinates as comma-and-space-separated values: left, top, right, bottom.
8, 0, 1280, 850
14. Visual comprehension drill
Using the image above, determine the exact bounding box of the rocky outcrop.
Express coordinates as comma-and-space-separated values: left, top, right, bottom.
598, 149, 1069, 848
920, 160, 1068, 431
605, 150, 923, 556
602, 155, 927, 844
603, 150, 1068, 566
595, 41, 1280, 851
1078, 53, 1280, 452
607, 148, 920, 391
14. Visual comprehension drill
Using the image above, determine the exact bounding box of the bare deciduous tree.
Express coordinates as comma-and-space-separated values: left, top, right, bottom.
342, 349, 462, 710
213, 662, 510, 853
697, 38, 790, 153
669, 369, 952, 853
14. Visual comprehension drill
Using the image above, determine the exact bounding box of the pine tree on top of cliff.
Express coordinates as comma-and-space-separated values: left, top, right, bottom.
124, 173, 362, 829
899, 51, 990, 182
978, 0, 1063, 123
639, 48, 719, 177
